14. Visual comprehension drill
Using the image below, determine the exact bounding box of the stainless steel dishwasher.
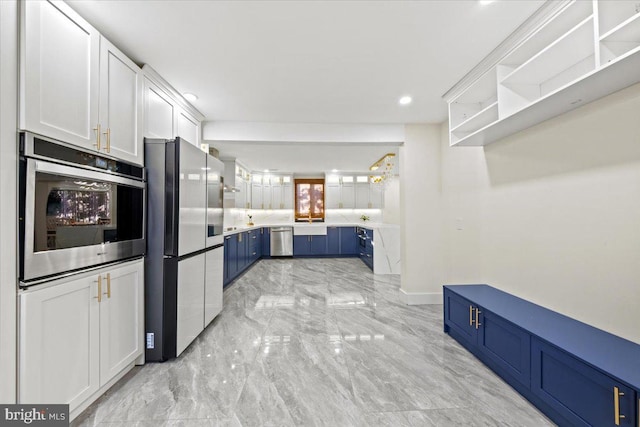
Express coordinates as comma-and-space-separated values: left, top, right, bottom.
270, 227, 293, 256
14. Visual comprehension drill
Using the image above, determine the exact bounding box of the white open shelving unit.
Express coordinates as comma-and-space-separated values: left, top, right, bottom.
448, 0, 640, 146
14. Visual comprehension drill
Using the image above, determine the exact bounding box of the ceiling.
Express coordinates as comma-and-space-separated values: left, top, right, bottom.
67, 0, 544, 171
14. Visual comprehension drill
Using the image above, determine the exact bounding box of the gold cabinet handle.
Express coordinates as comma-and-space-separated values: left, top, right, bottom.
102, 128, 111, 153
469, 305, 475, 326
614, 386, 626, 425
106, 273, 111, 298
475, 309, 482, 330
94, 275, 102, 303
93, 123, 101, 150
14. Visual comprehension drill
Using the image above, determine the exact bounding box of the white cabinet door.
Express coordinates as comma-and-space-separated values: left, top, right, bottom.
176, 254, 205, 356
355, 183, 370, 209
251, 182, 263, 210
204, 247, 223, 326
177, 109, 200, 147
144, 77, 176, 139
282, 183, 293, 209
99, 260, 143, 385
341, 183, 355, 209
263, 182, 272, 209
271, 180, 283, 209
21, 0, 100, 149
19, 274, 100, 408
99, 37, 143, 165
178, 143, 207, 256
326, 183, 340, 209
370, 185, 384, 209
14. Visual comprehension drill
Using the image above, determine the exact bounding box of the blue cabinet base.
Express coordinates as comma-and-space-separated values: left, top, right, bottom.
444, 285, 640, 427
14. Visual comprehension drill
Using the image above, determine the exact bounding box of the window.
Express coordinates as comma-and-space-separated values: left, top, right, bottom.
294, 179, 324, 221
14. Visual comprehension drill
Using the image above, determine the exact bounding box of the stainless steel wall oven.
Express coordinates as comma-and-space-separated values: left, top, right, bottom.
19, 132, 145, 284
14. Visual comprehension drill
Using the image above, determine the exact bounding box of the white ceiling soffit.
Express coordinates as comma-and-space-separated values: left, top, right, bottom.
66, 0, 545, 124
210, 140, 400, 175
202, 122, 404, 144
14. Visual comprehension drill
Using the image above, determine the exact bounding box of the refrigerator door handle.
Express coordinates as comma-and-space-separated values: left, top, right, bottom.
164, 140, 179, 256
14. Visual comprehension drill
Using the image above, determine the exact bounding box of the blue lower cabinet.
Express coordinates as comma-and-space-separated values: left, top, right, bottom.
247, 229, 260, 263
237, 232, 248, 271
293, 235, 312, 256
444, 291, 530, 387
339, 227, 358, 255
294, 235, 327, 256
478, 310, 531, 387
327, 227, 340, 255
223, 235, 237, 286
224, 230, 263, 286
359, 251, 373, 270
443, 290, 477, 345
444, 285, 640, 427
310, 235, 327, 255
261, 227, 270, 257
531, 338, 636, 427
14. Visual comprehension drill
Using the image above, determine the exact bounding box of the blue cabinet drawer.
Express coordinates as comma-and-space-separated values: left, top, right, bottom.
532, 338, 636, 427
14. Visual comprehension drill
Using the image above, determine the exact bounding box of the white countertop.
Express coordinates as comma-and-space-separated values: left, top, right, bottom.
223, 222, 398, 236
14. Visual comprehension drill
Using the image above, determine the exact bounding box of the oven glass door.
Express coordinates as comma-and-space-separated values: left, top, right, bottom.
22, 158, 145, 282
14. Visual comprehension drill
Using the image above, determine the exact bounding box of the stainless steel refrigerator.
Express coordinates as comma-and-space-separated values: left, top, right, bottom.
145, 137, 224, 361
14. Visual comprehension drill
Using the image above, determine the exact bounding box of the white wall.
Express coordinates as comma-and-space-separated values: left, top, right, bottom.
400, 124, 444, 303
439, 83, 640, 344
381, 178, 400, 224
0, 0, 18, 403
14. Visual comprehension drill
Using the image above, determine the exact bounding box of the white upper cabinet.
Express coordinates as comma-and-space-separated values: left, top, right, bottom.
20, 0, 100, 148
21, 0, 144, 165
177, 108, 200, 147
248, 174, 292, 210
447, 0, 640, 146
143, 77, 176, 139
99, 37, 143, 165
327, 174, 383, 209
142, 66, 204, 148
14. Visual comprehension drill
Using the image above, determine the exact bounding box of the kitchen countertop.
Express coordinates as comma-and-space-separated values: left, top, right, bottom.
222, 222, 398, 236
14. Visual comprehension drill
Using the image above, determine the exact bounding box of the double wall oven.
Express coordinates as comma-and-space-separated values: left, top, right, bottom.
19, 132, 146, 285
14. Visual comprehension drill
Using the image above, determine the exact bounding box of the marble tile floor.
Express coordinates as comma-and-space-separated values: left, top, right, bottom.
73, 258, 554, 427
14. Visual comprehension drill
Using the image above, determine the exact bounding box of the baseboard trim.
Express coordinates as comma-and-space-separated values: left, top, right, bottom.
400, 289, 442, 305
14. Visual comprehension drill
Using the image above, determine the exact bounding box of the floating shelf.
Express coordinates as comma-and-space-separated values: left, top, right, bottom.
501, 0, 593, 69
448, 0, 640, 147
453, 48, 640, 146
600, 11, 640, 42
450, 102, 498, 135
501, 17, 594, 87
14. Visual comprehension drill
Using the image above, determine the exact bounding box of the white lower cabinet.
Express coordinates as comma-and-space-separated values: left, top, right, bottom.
19, 259, 143, 414
98, 261, 144, 384
204, 247, 223, 326
176, 254, 205, 356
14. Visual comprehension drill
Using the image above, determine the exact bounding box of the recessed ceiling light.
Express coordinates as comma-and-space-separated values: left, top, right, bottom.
331, 169, 338, 173
183, 93, 198, 102
479, 0, 495, 5
399, 96, 412, 105
263, 169, 269, 173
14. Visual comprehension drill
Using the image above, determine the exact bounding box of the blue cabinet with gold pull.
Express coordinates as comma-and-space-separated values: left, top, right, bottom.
444, 288, 530, 388
531, 338, 635, 426
444, 285, 640, 427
